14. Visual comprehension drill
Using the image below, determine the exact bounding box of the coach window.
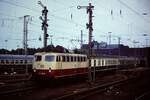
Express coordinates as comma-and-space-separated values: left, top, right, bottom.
1, 60, 4, 64
71, 56, 73, 62
84, 57, 87, 61
35, 55, 42, 61
77, 56, 80, 62
89, 59, 91, 66
56, 56, 58, 62
20, 60, 23, 64
15, 60, 18, 64
45, 55, 55, 62
11, 60, 14, 64
56, 56, 60, 62
67, 56, 70, 62
6, 60, 9, 64
94, 60, 96, 66
59, 56, 61, 62
25, 60, 27, 64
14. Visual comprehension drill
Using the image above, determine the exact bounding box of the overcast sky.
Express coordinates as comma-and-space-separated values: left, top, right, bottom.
0, 0, 150, 50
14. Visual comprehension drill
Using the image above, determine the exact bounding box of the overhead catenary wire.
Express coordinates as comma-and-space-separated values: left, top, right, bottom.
0, 0, 149, 49
0, 0, 39, 13
0, 1, 88, 32
0, 0, 86, 30
93, 0, 150, 39
116, 0, 150, 24
0, 0, 115, 49
1, 0, 149, 33
0, 1, 87, 49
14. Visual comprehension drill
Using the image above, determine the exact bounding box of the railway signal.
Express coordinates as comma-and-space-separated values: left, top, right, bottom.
38, 1, 48, 50
77, 3, 94, 84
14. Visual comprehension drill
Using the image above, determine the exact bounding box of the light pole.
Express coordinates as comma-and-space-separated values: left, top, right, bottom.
108, 32, 112, 55
133, 40, 139, 67
5, 40, 8, 54
49, 35, 53, 45
17, 45, 19, 55
108, 32, 112, 46
143, 34, 149, 67
143, 34, 149, 47
112, 36, 121, 57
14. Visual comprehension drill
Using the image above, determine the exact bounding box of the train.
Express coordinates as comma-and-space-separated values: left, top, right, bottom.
0, 53, 145, 79
32, 52, 144, 79
0, 54, 34, 75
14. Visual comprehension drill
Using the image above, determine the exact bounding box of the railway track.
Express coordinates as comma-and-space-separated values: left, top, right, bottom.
0, 73, 127, 100
52, 68, 150, 100
52, 77, 135, 100
0, 74, 32, 84
135, 91, 150, 100
0, 81, 37, 97
0, 86, 35, 96
0, 68, 149, 100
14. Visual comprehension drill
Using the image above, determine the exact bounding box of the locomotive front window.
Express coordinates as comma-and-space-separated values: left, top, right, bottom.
35, 55, 42, 61
45, 55, 55, 62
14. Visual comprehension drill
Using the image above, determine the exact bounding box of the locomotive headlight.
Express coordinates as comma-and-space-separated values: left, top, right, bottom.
33, 68, 36, 72
49, 67, 51, 72
33, 69, 36, 72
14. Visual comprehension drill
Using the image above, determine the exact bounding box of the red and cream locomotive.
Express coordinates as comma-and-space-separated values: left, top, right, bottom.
33, 52, 88, 78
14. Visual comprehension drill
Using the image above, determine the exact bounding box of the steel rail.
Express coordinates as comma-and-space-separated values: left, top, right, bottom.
0, 81, 37, 96
53, 77, 135, 100
0, 86, 35, 95
135, 91, 150, 100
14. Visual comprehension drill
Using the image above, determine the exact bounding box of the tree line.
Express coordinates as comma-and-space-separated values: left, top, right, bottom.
0, 45, 73, 55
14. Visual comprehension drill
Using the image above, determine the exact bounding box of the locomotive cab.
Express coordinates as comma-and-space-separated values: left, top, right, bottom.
33, 52, 88, 79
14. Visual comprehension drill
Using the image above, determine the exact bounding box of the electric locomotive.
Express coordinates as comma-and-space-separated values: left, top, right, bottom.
33, 52, 88, 78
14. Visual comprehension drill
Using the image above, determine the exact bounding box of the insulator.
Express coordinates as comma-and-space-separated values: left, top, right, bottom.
46, 23, 48, 27
86, 23, 89, 29
77, 6, 81, 9
46, 34, 49, 38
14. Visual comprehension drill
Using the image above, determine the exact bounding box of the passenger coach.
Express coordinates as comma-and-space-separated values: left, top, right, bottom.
33, 52, 88, 79
0, 54, 33, 75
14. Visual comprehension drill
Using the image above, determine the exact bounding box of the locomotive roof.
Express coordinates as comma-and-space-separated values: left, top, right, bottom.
34, 52, 87, 56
